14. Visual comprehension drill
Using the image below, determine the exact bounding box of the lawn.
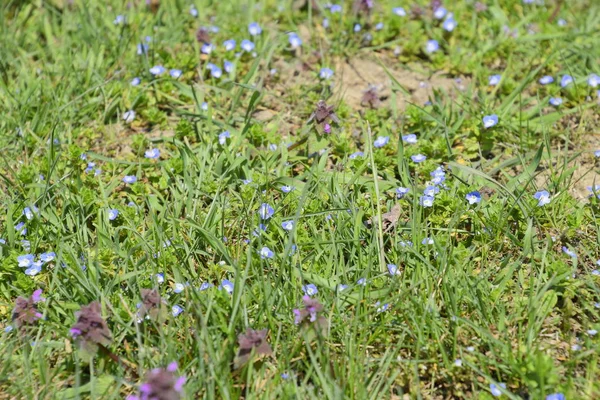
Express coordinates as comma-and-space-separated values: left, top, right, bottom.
1, 0, 600, 398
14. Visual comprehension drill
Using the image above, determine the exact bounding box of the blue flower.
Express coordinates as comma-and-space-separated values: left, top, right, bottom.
131, 77, 141, 86
173, 283, 185, 293
482, 114, 499, 128
549, 97, 563, 107
137, 43, 149, 55
224, 60, 234, 74
560, 75, 573, 88
171, 305, 184, 317
402, 134, 417, 144
259, 203, 275, 219
322, 18, 329, 28
0, 238, 5, 245
546, 393, 565, 400
433, 7, 447, 19
357, 278, 367, 286
557, 19, 566, 26
488, 75, 501, 86
123, 175, 137, 184
534, 190, 551, 206
241, 40, 255, 52
155, 273, 164, 284
149, 65, 166, 76
242, 179, 252, 185
288, 33, 302, 48
23, 206, 38, 220
201, 102, 208, 111
218, 131, 230, 145
420, 195, 434, 207
374, 136, 390, 148
425, 40, 439, 53
282, 220, 294, 231
375, 22, 384, 30
392, 7, 406, 16
399, 240, 413, 247
387, 264, 400, 276
248, 22, 262, 36
354, 24, 362, 32
330, 4, 342, 13
562, 246, 577, 258
223, 39, 236, 51
220, 279, 234, 294
489, 383, 506, 397
145, 148, 160, 159
424, 185, 439, 197
338, 284, 348, 292
349, 151, 364, 159
539, 75, 554, 85
466, 191, 482, 205
281, 185, 295, 193
170, 69, 182, 79
199, 282, 213, 291
422, 237, 434, 245
189, 5, 198, 17
442, 17, 457, 32
259, 246, 274, 259
302, 284, 318, 296
123, 110, 136, 123
588, 74, 600, 88
319, 67, 334, 79
411, 154, 427, 163
114, 15, 125, 25
210, 66, 222, 78
396, 187, 410, 199
201, 43, 214, 54
17, 254, 34, 268
25, 262, 42, 276
108, 209, 119, 221
588, 329, 598, 336
85, 162, 95, 173
15, 222, 27, 235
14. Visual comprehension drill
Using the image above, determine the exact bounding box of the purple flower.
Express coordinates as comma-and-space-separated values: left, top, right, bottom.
234, 328, 272, 369
293, 296, 327, 330
466, 191, 481, 205
420, 195, 434, 207
248, 22, 262, 36
425, 40, 439, 53
145, 148, 160, 159
70, 301, 112, 353
411, 154, 427, 163
259, 203, 275, 219
549, 97, 563, 106
488, 75, 501, 86
12, 289, 44, 334
137, 289, 165, 320
534, 190, 551, 206
302, 284, 318, 296
396, 187, 410, 199
127, 362, 186, 400
560, 75, 573, 88
123, 175, 137, 184
259, 246, 274, 259
374, 136, 390, 148
539, 75, 554, 85
483, 114, 498, 128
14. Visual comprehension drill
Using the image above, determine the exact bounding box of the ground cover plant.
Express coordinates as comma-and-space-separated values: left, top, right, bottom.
1, 0, 600, 398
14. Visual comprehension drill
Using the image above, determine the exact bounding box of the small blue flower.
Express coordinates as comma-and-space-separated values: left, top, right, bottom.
557, 19, 567, 26
454, 359, 462, 367
171, 305, 184, 317
248, 22, 262, 36
15, 221, 27, 235
281, 185, 295, 193
411, 154, 427, 163
489, 383, 506, 397
376, 302, 390, 313
123, 175, 137, 184
424, 185, 439, 197
392, 7, 406, 16
349, 151, 364, 159
131, 77, 141, 86
595, 150, 600, 158
420, 195, 434, 207
466, 191, 481, 205
259, 203, 275, 219
108, 209, 119, 221
482, 114, 498, 128
442, 17, 457, 32
387, 264, 400, 276
357, 278, 367, 286
374, 136, 390, 148
4, 326, 13, 333
199, 282, 213, 291
422, 237, 434, 245
23, 206, 38, 220
170, 69, 182, 78
534, 190, 551, 206
113, 15, 125, 25
354, 24, 362, 32
549, 97, 563, 107
224, 60, 234, 74
218, 131, 230, 145
201, 43, 214, 54
402, 134, 417, 144
375, 22, 384, 30
220, 279, 234, 294
281, 372, 290, 379
85, 162, 95, 173
322, 18, 330, 29
562, 246, 577, 259
25, 263, 42, 276
259, 246, 274, 259
546, 393, 565, 400
539, 75, 554, 85
434, 7, 447, 19
223, 39, 236, 51
201, 102, 208, 111
588, 329, 598, 336
149, 65, 165, 76
560, 75, 573, 88
282, 220, 294, 231
302, 284, 318, 296
173, 283, 185, 293
123, 110, 136, 123
189, 5, 198, 17
210, 66, 222, 78
319, 67, 334, 80
425, 40, 439, 54
288, 33, 302, 48
588, 74, 600, 88
399, 240, 413, 247
488, 75, 501, 86
0, 238, 5, 245
396, 187, 410, 199
17, 254, 34, 268
241, 40, 255, 52
330, 4, 342, 13
136, 43, 149, 56
338, 284, 348, 292
145, 148, 160, 159
242, 179, 252, 185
